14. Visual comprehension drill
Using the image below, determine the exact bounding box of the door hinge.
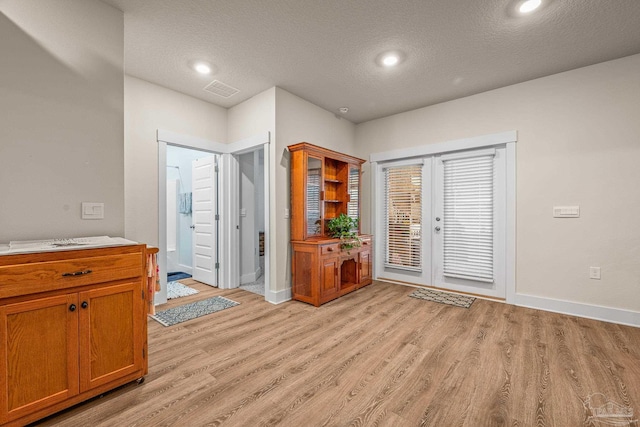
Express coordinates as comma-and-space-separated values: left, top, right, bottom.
215, 214, 220, 221
215, 165, 219, 173
141, 290, 145, 300
215, 262, 220, 269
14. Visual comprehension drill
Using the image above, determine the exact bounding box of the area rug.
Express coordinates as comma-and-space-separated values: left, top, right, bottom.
166, 281, 199, 300
409, 288, 475, 308
167, 271, 192, 281
150, 296, 239, 327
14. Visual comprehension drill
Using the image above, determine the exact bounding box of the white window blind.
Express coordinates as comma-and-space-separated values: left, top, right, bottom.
384, 164, 422, 271
443, 154, 494, 283
347, 167, 359, 221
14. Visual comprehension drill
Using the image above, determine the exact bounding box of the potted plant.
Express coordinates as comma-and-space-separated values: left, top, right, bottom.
327, 213, 361, 252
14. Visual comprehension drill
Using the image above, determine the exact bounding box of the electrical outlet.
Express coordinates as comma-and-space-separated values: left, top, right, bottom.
589, 267, 601, 280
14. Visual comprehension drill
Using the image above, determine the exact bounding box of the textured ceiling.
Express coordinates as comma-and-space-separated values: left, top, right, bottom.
101, 0, 640, 124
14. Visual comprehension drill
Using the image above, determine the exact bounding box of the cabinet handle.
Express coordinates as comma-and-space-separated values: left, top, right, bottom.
69, 304, 76, 312
362, 241, 369, 245
62, 269, 93, 277
326, 247, 334, 252
81, 301, 88, 309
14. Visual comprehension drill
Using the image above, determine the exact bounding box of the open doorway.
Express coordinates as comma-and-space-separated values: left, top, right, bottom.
156, 130, 271, 306
237, 149, 265, 296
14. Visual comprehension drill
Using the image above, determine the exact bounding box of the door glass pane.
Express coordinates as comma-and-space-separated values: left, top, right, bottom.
442, 154, 494, 282
306, 157, 322, 236
384, 164, 422, 271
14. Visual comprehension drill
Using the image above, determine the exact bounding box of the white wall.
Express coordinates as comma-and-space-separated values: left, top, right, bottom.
356, 54, 640, 315
0, 0, 124, 242
124, 76, 227, 247
274, 88, 357, 292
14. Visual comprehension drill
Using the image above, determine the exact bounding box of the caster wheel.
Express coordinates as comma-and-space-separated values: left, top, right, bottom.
136, 377, 145, 385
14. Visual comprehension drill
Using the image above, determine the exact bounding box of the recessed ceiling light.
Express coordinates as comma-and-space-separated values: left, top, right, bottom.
382, 54, 399, 67
194, 62, 212, 74
519, 0, 541, 13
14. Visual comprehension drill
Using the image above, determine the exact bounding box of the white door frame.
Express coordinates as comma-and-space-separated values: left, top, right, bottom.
370, 130, 517, 303
156, 130, 270, 304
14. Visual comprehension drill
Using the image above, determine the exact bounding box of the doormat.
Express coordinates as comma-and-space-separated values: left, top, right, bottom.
167, 281, 199, 300
409, 288, 475, 308
168, 271, 192, 281
150, 296, 239, 327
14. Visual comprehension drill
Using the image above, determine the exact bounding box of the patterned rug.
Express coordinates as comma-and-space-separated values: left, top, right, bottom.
166, 281, 199, 300
409, 288, 475, 308
150, 296, 239, 326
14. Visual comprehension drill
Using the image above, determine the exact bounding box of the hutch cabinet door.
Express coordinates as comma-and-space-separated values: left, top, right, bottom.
320, 257, 340, 299
359, 249, 372, 283
78, 282, 144, 392
304, 155, 324, 239
0, 294, 79, 424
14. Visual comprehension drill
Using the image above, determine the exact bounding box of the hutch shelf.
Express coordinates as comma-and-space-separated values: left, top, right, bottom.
289, 142, 373, 307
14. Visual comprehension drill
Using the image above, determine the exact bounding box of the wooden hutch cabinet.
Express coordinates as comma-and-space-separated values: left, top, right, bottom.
0, 244, 148, 426
289, 142, 373, 307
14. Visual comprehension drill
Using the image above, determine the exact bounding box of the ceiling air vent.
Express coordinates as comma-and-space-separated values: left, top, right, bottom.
203, 80, 239, 98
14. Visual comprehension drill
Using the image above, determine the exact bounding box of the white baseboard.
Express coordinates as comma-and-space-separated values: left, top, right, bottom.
178, 264, 193, 275
515, 293, 640, 328
266, 287, 292, 305
240, 266, 262, 285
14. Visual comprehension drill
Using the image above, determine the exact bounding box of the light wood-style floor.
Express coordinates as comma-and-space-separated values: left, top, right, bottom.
35, 280, 640, 426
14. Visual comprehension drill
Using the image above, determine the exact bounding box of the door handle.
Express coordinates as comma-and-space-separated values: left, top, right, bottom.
190, 225, 195, 229
435, 226, 441, 232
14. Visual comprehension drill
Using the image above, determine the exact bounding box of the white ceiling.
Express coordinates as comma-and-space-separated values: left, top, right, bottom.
101, 0, 640, 124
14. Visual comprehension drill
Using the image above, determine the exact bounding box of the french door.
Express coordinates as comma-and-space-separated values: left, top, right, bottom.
378, 147, 507, 299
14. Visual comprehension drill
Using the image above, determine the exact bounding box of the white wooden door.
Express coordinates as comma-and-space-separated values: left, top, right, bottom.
192, 155, 218, 286
432, 148, 506, 299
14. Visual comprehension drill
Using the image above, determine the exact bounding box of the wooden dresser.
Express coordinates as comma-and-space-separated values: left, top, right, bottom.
289, 142, 373, 306
0, 244, 149, 426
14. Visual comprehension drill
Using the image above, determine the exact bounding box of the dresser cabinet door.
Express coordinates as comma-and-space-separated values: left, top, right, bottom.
0, 294, 79, 424
79, 282, 144, 392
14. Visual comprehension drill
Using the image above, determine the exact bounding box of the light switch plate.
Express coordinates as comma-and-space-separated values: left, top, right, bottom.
82, 202, 104, 219
553, 206, 580, 218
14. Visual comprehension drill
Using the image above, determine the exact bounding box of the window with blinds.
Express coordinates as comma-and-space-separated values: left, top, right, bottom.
384, 164, 422, 270
442, 154, 494, 283
347, 167, 359, 221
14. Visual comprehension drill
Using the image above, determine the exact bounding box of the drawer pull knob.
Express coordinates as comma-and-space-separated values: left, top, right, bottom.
363, 241, 369, 245
62, 269, 93, 277
327, 247, 333, 252
69, 304, 76, 312
81, 301, 88, 309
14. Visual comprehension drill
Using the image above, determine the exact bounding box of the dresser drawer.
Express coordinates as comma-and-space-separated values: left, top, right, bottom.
320, 243, 341, 256
0, 251, 144, 299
